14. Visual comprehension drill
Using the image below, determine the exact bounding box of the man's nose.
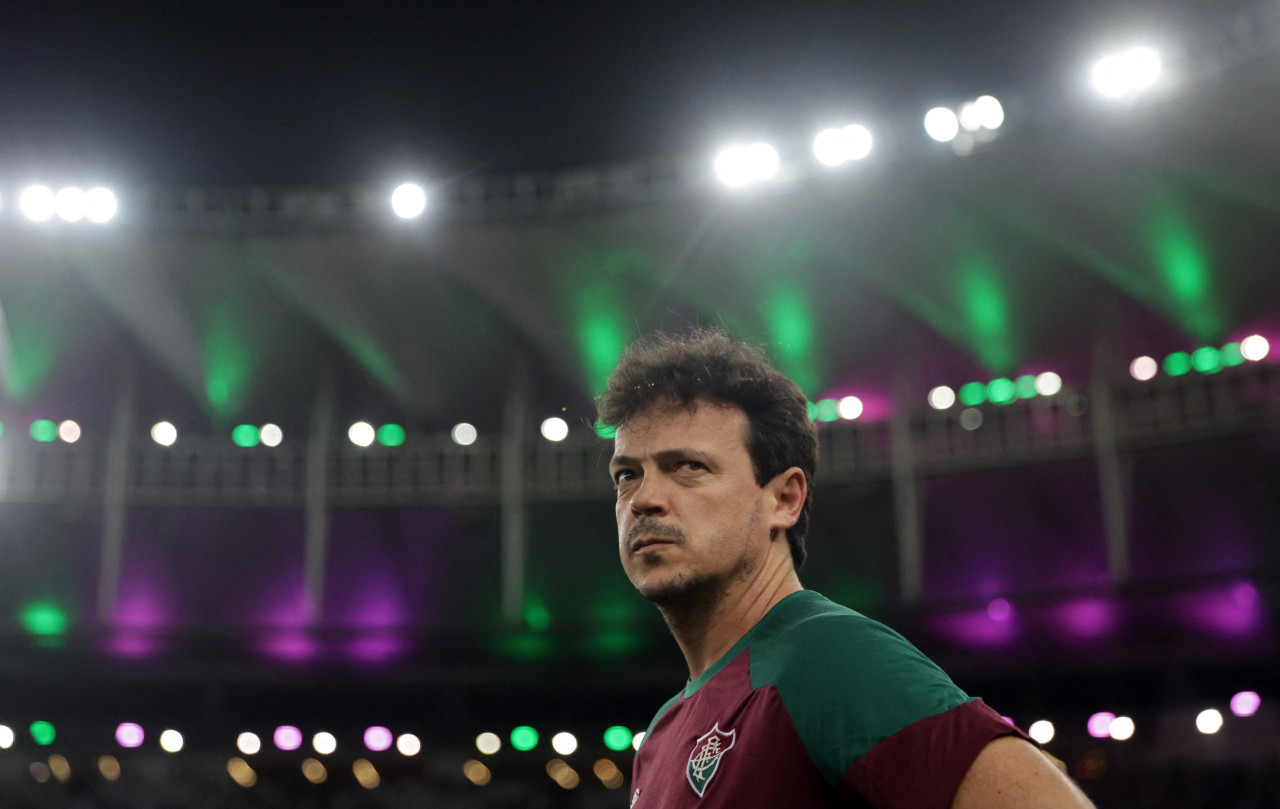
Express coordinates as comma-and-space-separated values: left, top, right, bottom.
629, 474, 670, 517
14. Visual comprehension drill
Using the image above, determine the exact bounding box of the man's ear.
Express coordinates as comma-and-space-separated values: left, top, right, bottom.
769, 467, 807, 532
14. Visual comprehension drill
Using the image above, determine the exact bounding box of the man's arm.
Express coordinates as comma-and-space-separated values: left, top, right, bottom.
951, 737, 1096, 809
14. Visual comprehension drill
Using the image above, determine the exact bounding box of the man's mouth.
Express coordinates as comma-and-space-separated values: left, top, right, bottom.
631, 537, 677, 554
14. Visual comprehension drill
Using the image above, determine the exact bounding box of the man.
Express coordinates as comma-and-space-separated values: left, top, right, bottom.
597, 328, 1094, 808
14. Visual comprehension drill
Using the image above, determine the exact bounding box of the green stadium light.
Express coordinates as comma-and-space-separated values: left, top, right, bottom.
1014, 375, 1037, 399
603, 726, 633, 752
20, 602, 68, 636
377, 424, 406, 447
30, 420, 57, 442
30, 721, 56, 746
806, 401, 817, 420
1220, 342, 1244, 367
1191, 346, 1221, 374
511, 726, 539, 751
959, 382, 986, 407
1163, 352, 1191, 376
813, 399, 839, 422
231, 424, 260, 447
987, 378, 1016, 404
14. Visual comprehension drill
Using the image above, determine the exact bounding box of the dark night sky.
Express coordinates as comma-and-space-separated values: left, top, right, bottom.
0, 1, 1239, 185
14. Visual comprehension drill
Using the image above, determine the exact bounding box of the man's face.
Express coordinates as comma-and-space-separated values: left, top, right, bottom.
609, 401, 773, 605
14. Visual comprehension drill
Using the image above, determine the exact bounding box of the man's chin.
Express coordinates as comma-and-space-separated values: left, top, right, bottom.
634, 571, 715, 606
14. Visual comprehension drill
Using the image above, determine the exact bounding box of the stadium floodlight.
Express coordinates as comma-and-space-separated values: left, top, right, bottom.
928, 386, 956, 410
924, 108, 960, 143
812, 124, 873, 167
714, 142, 780, 188
1091, 46, 1162, 99
19, 186, 57, 222
85, 187, 119, 223
973, 95, 1004, 129
390, 183, 427, 219
55, 187, 87, 222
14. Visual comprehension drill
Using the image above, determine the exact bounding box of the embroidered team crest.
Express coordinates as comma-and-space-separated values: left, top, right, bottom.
686, 723, 736, 797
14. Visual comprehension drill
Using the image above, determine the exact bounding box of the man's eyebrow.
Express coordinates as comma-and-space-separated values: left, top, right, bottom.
610, 448, 712, 468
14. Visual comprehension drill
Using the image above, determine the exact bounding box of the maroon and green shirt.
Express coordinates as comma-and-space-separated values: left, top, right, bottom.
630, 590, 1029, 808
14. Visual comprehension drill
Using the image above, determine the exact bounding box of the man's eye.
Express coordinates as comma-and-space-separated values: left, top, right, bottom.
679, 461, 706, 472
613, 470, 636, 484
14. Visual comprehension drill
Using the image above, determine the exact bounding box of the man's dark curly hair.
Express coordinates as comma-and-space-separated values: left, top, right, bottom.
596, 327, 818, 569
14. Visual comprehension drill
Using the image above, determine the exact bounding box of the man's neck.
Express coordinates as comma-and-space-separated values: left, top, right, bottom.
659, 554, 803, 682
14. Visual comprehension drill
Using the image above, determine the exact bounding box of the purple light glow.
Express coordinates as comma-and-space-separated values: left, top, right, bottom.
105, 630, 159, 659
986, 598, 1013, 622
274, 726, 303, 751
259, 631, 317, 662
1087, 712, 1115, 738
364, 726, 393, 752
347, 634, 406, 664
1180, 581, 1264, 637
931, 607, 1018, 647
1051, 597, 1116, 641
1230, 691, 1261, 718
116, 723, 144, 748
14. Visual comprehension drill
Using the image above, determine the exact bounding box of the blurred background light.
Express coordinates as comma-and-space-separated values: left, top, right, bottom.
1164, 351, 1191, 376
546, 758, 580, 790
1109, 716, 1135, 740
390, 183, 427, 219
1129, 356, 1157, 381
974, 95, 1004, 129
714, 142, 780, 187
1092, 46, 1162, 98
85, 187, 118, 223
151, 421, 178, 446
0, 725, 13, 749
396, 733, 421, 756
237, 732, 261, 755
928, 385, 956, 410
511, 726, 539, 751
476, 732, 501, 754
463, 759, 492, 786
632, 731, 646, 751
19, 185, 56, 222
58, 420, 81, 443
959, 408, 984, 430
959, 382, 986, 406
1240, 335, 1269, 361
1028, 720, 1055, 744
259, 424, 283, 447
1191, 346, 1221, 374
55, 186, 87, 222
812, 124, 873, 166
602, 726, 633, 751
48, 754, 71, 783
837, 396, 864, 420
364, 726, 393, 752
30, 420, 58, 442
924, 107, 960, 142
376, 423, 406, 447
159, 729, 184, 753
116, 722, 144, 748
227, 757, 257, 788
987, 598, 1013, 621
98, 755, 121, 781
540, 417, 569, 442
30, 721, 56, 745
353, 759, 380, 789
349, 422, 376, 447
551, 732, 578, 755
274, 725, 302, 751
1034, 372, 1063, 396
302, 758, 327, 784
593, 758, 626, 789
1087, 712, 1115, 738
232, 424, 260, 447
451, 422, 478, 445
313, 731, 336, 755
1196, 708, 1223, 734
1230, 691, 1261, 717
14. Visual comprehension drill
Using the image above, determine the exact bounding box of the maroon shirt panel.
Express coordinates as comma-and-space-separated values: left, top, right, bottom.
839, 699, 1034, 808
632, 651, 839, 808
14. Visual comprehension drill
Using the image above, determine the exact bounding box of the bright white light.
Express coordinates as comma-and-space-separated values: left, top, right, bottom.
19, 186, 56, 222
1028, 720, 1055, 744
260, 424, 283, 447
714, 142, 780, 188
1196, 708, 1223, 734
451, 422, 478, 446
928, 386, 956, 410
974, 95, 1005, 129
85, 187, 118, 223
541, 417, 569, 442
159, 729, 184, 753
632, 731, 645, 751
313, 732, 337, 755
0, 725, 13, 749
1109, 716, 1135, 741
349, 422, 376, 447
390, 183, 427, 219
58, 420, 81, 443
1241, 335, 1270, 361
837, 396, 863, 420
1092, 47, 1162, 99
1034, 372, 1063, 396
396, 734, 421, 756
237, 732, 261, 755
476, 732, 501, 755
959, 102, 982, 132
551, 732, 578, 755
55, 187, 87, 222
813, 125, 872, 166
151, 421, 178, 446
924, 107, 960, 143
1129, 356, 1157, 381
